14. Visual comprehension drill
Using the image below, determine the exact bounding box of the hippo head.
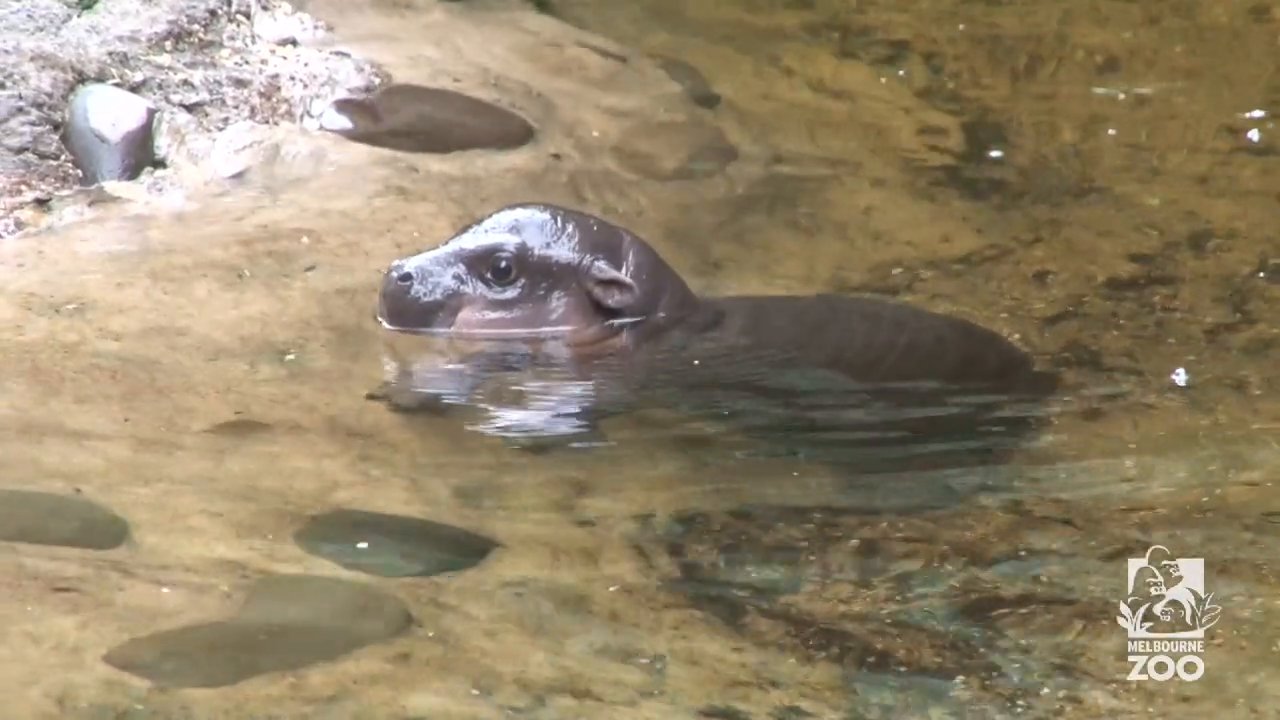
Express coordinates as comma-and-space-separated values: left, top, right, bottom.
377, 204, 700, 349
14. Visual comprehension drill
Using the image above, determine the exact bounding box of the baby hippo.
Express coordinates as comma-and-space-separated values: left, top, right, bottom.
374, 204, 1058, 471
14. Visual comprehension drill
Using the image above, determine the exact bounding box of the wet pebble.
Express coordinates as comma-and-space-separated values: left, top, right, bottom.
103, 574, 412, 688
312, 83, 535, 154
612, 119, 738, 181
60, 83, 158, 185
655, 56, 722, 109
294, 508, 500, 578
0, 489, 129, 550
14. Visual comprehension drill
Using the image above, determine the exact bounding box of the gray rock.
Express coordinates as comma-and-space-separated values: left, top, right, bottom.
0, 488, 130, 550
61, 83, 158, 185
294, 508, 500, 578
312, 83, 536, 154
251, 4, 327, 46
208, 119, 279, 180
151, 107, 205, 168
102, 574, 414, 688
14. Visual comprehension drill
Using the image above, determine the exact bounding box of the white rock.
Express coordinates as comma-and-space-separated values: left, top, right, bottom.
208, 120, 279, 180
317, 102, 355, 132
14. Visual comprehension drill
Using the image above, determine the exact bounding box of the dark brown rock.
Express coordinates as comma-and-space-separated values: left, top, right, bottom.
317, 83, 536, 154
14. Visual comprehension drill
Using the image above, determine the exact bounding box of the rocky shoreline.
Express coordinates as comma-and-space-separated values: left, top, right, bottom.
0, 0, 389, 239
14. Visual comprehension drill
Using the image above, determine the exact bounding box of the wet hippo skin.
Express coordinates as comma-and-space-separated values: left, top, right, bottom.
372, 204, 1059, 475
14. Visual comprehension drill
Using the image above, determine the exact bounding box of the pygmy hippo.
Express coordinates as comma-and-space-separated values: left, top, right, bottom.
372, 204, 1059, 476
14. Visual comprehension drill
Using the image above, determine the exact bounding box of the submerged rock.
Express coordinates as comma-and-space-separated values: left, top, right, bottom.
0, 489, 129, 550
655, 56, 722, 110
60, 83, 158, 186
612, 119, 738, 181
294, 508, 500, 578
103, 574, 413, 688
312, 83, 536, 154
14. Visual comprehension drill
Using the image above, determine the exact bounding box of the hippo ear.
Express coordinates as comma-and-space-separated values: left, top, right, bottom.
582, 258, 640, 312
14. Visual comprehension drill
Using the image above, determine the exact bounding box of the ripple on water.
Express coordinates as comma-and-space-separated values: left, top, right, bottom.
0, 489, 129, 550
294, 508, 501, 578
102, 574, 413, 688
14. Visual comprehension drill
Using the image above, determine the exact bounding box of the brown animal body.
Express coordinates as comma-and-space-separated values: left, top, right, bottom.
374, 204, 1058, 478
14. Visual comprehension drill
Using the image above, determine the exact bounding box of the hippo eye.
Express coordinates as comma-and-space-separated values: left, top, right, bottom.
485, 252, 518, 287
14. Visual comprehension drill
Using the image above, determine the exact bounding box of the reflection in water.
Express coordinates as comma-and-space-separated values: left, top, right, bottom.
2, 0, 1279, 717
373, 306, 1059, 481
371, 331, 609, 445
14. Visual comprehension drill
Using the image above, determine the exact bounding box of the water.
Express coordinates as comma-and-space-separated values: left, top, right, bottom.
2, 0, 1278, 717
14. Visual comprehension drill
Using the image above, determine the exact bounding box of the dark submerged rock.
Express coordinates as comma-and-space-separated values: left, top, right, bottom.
655, 56, 722, 109
698, 705, 752, 720
294, 508, 500, 578
201, 417, 274, 437
102, 574, 413, 688
316, 83, 535, 154
0, 489, 129, 550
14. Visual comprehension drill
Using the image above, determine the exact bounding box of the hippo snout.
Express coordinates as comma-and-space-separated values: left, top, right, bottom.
388, 260, 416, 287
378, 260, 438, 332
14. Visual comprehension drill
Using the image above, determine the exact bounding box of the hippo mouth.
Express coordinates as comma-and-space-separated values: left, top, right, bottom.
375, 293, 648, 347
375, 312, 645, 341
375, 315, 578, 340
375, 292, 587, 340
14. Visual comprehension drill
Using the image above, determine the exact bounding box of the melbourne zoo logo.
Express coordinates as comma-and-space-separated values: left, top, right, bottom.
1117, 545, 1221, 682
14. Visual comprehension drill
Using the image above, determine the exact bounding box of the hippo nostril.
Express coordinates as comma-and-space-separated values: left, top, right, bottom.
395, 271, 414, 285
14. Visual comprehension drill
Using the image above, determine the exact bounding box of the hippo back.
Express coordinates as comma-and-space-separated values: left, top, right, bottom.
704, 294, 1054, 395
